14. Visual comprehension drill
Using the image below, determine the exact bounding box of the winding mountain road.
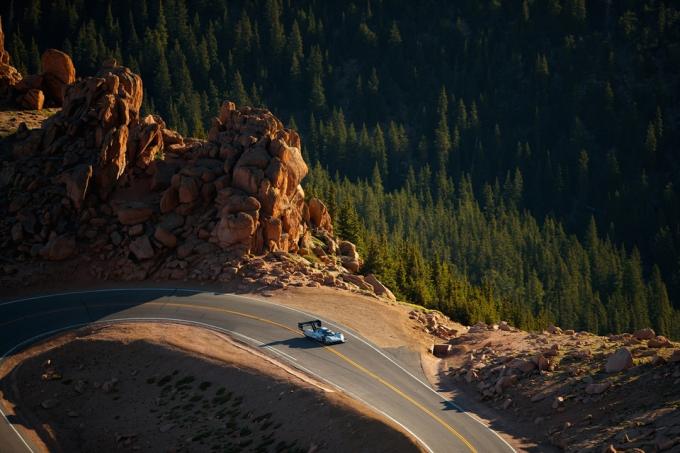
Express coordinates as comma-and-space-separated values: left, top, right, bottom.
0, 289, 515, 453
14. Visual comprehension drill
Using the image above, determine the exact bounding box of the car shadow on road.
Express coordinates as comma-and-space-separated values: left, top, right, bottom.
260, 337, 323, 349
438, 399, 466, 413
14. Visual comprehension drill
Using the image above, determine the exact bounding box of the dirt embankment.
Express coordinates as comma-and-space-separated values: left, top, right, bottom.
433, 323, 680, 452
0, 322, 422, 453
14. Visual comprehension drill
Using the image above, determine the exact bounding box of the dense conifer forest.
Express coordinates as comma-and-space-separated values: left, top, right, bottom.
3, 0, 679, 336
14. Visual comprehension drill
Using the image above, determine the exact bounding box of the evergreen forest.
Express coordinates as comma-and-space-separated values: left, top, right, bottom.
3, 0, 680, 336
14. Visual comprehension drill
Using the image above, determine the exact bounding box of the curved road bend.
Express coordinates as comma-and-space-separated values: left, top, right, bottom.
0, 289, 515, 453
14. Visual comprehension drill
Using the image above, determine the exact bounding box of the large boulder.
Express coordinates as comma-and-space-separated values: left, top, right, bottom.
117, 204, 153, 225
338, 240, 361, 273
41, 49, 76, 104
648, 336, 672, 348
214, 211, 257, 249
605, 347, 633, 373
56, 164, 92, 210
154, 226, 177, 248
40, 235, 76, 261
19, 88, 44, 110
129, 236, 154, 260
633, 328, 656, 340
365, 274, 396, 300
308, 197, 333, 234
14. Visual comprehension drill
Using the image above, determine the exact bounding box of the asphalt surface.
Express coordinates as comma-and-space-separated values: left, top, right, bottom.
0, 289, 515, 453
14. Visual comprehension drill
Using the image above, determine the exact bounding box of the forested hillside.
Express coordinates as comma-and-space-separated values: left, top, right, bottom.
3, 0, 679, 336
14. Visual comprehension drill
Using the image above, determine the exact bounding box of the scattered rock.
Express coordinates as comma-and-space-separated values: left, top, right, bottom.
499, 321, 512, 332
118, 204, 153, 225
20, 88, 44, 110
507, 358, 536, 374
40, 235, 76, 261
74, 380, 86, 394
547, 324, 563, 335
633, 328, 656, 340
102, 377, 119, 393
129, 236, 154, 261
670, 350, 680, 363
495, 375, 517, 394
605, 347, 633, 373
648, 336, 672, 348
154, 227, 177, 248
585, 381, 611, 395
552, 396, 565, 409
656, 434, 677, 451
432, 344, 452, 358
364, 274, 396, 300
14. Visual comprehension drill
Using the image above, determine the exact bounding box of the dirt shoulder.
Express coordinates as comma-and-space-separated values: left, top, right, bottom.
0, 322, 423, 453
0, 107, 59, 138
436, 323, 680, 452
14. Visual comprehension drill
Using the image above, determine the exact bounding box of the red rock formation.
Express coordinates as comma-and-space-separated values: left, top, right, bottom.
0, 16, 22, 98
41, 49, 76, 104
1, 61, 392, 299
0, 63, 341, 266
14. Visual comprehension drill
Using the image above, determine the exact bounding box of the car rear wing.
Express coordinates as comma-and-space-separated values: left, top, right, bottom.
298, 320, 323, 331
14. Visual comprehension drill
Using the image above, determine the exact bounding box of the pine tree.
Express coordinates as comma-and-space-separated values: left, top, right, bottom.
155, 0, 168, 47
434, 86, 451, 172
337, 199, 362, 247
645, 122, 657, 164
309, 75, 326, 111
648, 266, 672, 336
388, 21, 402, 45
372, 123, 388, 179
230, 71, 249, 106
265, 0, 286, 57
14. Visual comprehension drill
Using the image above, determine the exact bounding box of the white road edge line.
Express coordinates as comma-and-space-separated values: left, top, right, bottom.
264, 346, 298, 362
0, 315, 434, 453
1, 288, 516, 452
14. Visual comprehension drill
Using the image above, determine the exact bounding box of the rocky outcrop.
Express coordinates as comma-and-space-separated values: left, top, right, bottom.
10, 49, 77, 109
207, 100, 311, 254
0, 16, 77, 109
1, 62, 392, 299
0, 17, 22, 98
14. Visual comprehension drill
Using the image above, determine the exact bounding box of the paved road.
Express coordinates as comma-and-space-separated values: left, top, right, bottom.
0, 289, 515, 453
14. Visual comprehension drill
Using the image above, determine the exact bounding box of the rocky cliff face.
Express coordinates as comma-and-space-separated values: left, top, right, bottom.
0, 61, 382, 296
0, 17, 22, 99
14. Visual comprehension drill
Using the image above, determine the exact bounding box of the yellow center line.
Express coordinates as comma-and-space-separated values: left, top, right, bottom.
325, 346, 477, 453
3, 299, 477, 452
